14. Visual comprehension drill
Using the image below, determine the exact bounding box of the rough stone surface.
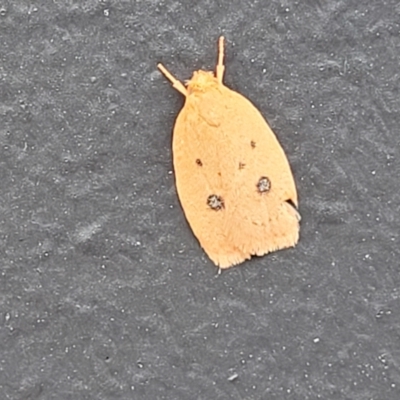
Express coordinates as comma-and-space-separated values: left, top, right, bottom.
1, 1, 400, 399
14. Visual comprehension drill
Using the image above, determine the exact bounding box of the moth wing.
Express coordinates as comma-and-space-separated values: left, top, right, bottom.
173, 86, 300, 268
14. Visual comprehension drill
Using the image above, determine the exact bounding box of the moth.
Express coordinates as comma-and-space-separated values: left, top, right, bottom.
158, 37, 300, 269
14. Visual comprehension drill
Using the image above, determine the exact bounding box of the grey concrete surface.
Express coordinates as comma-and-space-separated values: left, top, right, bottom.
1, 0, 400, 399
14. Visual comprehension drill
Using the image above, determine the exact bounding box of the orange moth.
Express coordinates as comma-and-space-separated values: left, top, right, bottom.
158, 37, 300, 269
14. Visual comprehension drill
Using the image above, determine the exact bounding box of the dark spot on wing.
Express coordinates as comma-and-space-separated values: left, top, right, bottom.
257, 176, 271, 193
207, 195, 224, 210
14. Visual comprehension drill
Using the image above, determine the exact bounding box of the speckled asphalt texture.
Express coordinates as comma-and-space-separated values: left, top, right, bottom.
1, 1, 400, 399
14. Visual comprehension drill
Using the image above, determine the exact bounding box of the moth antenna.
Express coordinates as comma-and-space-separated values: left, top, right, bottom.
216, 36, 225, 83
157, 63, 187, 97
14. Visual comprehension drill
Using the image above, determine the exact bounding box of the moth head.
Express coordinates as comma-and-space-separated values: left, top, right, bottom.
186, 70, 218, 93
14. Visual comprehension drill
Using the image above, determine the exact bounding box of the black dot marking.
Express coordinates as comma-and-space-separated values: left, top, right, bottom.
251, 141, 256, 148
239, 162, 246, 170
257, 176, 271, 193
196, 159, 203, 166
207, 194, 224, 210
